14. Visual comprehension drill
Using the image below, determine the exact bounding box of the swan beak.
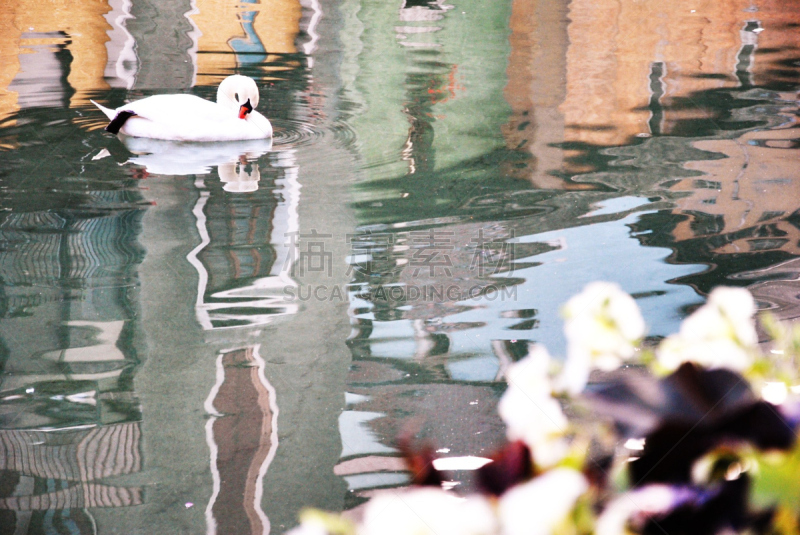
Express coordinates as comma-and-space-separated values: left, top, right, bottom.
239, 99, 253, 119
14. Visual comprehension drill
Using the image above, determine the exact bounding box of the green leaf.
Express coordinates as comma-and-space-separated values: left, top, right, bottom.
752, 444, 800, 513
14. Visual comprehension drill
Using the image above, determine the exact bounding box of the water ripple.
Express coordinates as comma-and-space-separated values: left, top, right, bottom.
270, 118, 325, 149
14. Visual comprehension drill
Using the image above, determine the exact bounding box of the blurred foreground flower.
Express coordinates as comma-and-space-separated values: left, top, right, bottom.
287, 509, 355, 535
595, 479, 775, 535
587, 362, 796, 485
358, 488, 497, 535
558, 282, 645, 394
595, 485, 679, 535
657, 287, 757, 373
498, 345, 569, 468
497, 467, 588, 535
289, 283, 800, 535
351, 468, 586, 535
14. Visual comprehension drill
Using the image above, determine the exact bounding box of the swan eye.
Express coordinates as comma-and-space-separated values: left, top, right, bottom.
234, 92, 239, 102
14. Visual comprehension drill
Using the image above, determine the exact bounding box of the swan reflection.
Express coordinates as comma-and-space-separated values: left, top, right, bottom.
218, 161, 261, 193
118, 136, 273, 192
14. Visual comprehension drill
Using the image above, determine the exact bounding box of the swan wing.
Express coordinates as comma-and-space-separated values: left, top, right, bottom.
246, 111, 273, 138
124, 94, 229, 124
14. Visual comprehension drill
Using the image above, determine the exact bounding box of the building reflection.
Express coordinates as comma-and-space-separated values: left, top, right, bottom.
181, 4, 345, 532
1, 0, 799, 530
0, 0, 112, 120
337, 0, 521, 504
204, 345, 278, 535
337, 218, 553, 501
496, 0, 800, 319
560, 0, 779, 147
189, 150, 300, 331
501, 0, 578, 189
554, 1, 800, 316
0, 142, 146, 532
0, 0, 306, 127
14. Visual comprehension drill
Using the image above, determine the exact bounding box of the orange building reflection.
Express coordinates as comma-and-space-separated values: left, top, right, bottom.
671, 120, 800, 256
502, 0, 582, 189
205, 346, 278, 535
564, 0, 752, 146
559, 0, 800, 147
549, 0, 800, 264
0, 0, 112, 122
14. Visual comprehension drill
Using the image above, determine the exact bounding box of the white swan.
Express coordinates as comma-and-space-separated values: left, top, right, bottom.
91, 75, 273, 141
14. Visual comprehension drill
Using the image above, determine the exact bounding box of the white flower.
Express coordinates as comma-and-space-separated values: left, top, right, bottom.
657, 287, 757, 372
761, 381, 789, 405
595, 485, 676, 535
657, 335, 751, 372
498, 387, 569, 467
555, 349, 592, 397
558, 282, 645, 394
504, 344, 553, 399
707, 287, 758, 345
288, 509, 355, 535
358, 488, 497, 535
286, 521, 329, 535
498, 468, 588, 535
562, 282, 646, 358
499, 346, 569, 467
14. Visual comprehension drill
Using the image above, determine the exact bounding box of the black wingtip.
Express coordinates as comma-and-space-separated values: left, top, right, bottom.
105, 110, 136, 135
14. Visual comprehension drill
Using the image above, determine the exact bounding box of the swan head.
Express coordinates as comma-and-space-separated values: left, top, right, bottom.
217, 75, 260, 120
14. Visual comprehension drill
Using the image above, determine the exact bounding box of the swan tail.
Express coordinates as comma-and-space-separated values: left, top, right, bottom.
104, 110, 137, 135
90, 100, 116, 120
91, 100, 137, 135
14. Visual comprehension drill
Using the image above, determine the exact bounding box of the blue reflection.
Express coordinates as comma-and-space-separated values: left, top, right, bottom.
230, 2, 267, 64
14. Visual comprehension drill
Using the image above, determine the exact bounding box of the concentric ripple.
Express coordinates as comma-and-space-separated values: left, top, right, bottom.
270, 118, 325, 149
270, 118, 359, 152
